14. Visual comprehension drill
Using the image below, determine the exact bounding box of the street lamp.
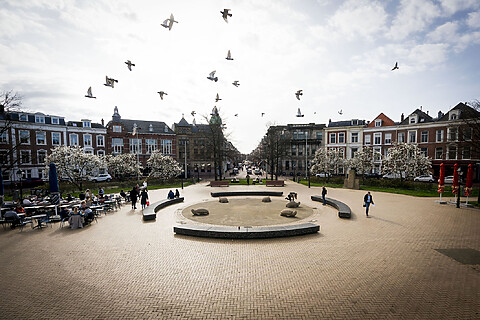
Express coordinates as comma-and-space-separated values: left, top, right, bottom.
16, 169, 24, 202
181, 170, 184, 190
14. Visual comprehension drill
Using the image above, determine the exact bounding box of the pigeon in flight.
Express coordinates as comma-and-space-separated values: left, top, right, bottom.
207, 70, 218, 82
220, 9, 232, 23
338, 109, 343, 115
157, 91, 168, 100
226, 50, 233, 60
261, 112, 265, 117
125, 60, 135, 71
161, 13, 178, 30
391, 62, 399, 71
295, 90, 303, 100
215, 93, 222, 102
191, 111, 196, 117
85, 87, 96, 99
234, 114, 238, 117
296, 108, 304, 117
232, 80, 240, 87
104, 76, 118, 88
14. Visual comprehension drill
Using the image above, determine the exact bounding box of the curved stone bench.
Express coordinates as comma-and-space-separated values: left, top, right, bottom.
174, 223, 319, 239
211, 191, 283, 197
142, 197, 184, 221
311, 196, 351, 219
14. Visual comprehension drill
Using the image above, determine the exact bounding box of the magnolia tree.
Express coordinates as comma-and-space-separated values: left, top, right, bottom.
310, 148, 346, 180
45, 146, 102, 190
349, 146, 379, 177
382, 143, 431, 179
147, 150, 181, 180
105, 154, 141, 178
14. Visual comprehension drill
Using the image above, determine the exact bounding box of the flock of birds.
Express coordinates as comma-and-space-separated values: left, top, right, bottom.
84, 9, 401, 122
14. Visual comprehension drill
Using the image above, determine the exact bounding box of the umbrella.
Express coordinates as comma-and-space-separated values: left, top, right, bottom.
49, 163, 60, 205
437, 163, 445, 201
452, 163, 459, 195
465, 164, 473, 199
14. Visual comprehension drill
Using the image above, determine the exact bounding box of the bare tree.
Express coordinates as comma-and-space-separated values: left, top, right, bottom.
0, 91, 24, 176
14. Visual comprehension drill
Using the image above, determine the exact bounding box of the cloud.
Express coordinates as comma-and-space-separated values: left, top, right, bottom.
467, 11, 480, 29
427, 21, 458, 42
439, 0, 479, 15
389, 0, 442, 40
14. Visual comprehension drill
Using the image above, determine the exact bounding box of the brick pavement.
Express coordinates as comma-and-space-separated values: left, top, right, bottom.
0, 182, 479, 319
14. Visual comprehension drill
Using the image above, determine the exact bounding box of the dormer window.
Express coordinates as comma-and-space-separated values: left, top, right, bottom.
19, 114, 28, 121
375, 119, 382, 127
149, 124, 153, 132
164, 126, 168, 133
351, 119, 358, 125
72, 123, 77, 127
35, 115, 45, 123
409, 116, 416, 124
82, 120, 91, 128
449, 113, 457, 120
51, 117, 59, 125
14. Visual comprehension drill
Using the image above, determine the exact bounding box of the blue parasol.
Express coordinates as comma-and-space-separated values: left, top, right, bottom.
49, 163, 60, 205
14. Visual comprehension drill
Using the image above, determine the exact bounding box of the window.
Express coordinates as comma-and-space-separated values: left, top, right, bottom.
448, 146, 456, 160
0, 131, 8, 143
19, 130, 30, 144
374, 133, 381, 145
375, 119, 382, 127
130, 138, 142, 154
420, 148, 427, 157
20, 150, 31, 164
448, 127, 457, 141
35, 115, 45, 123
149, 124, 153, 132
69, 134, 79, 146
97, 150, 105, 157
351, 132, 358, 143
146, 139, 157, 154
112, 138, 123, 154
37, 150, 47, 164
397, 132, 405, 143
51, 117, 59, 125
463, 146, 471, 159
19, 114, 28, 121
0, 150, 9, 165
436, 130, 443, 142
351, 147, 358, 158
373, 147, 381, 161
408, 131, 416, 143
291, 145, 296, 156
435, 147, 443, 160
298, 145, 303, 156
52, 132, 61, 145
36, 132, 46, 145
329, 133, 336, 144
316, 132, 323, 140
82, 120, 91, 128
421, 131, 428, 143
462, 127, 472, 141
338, 133, 345, 143
96, 135, 105, 147
84, 149, 93, 155
113, 125, 122, 133
339, 149, 345, 159
161, 139, 172, 155
409, 116, 416, 124
385, 133, 392, 145
449, 113, 457, 120
364, 135, 371, 145
83, 134, 92, 147
24, 169, 32, 179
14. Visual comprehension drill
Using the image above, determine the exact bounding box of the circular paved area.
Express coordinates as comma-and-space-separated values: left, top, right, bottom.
183, 198, 315, 226
1, 181, 479, 319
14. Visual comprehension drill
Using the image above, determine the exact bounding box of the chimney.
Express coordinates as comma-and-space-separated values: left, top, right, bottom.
426, 110, 429, 115
328, 119, 331, 123
101, 118, 104, 126
420, 105, 422, 111
401, 113, 404, 122
438, 111, 443, 118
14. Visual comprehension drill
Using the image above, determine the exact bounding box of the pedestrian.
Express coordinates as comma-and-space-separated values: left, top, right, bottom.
322, 186, 327, 205
246, 174, 250, 185
167, 190, 175, 199
140, 189, 148, 210
175, 189, 180, 198
363, 191, 374, 217
98, 187, 105, 199
130, 186, 138, 209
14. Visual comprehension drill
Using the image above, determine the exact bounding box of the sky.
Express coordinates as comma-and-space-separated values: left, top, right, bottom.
1, 0, 480, 154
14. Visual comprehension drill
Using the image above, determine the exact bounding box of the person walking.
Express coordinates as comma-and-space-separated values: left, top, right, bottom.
140, 189, 149, 210
246, 174, 250, 185
322, 186, 327, 205
363, 191, 374, 217
130, 186, 138, 209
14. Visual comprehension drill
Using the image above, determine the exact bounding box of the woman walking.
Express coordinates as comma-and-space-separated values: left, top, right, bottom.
141, 189, 149, 210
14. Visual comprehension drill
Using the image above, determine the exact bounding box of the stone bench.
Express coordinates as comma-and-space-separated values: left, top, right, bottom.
173, 223, 319, 239
142, 197, 185, 221
265, 180, 285, 187
311, 195, 352, 219
210, 181, 230, 187
211, 191, 283, 197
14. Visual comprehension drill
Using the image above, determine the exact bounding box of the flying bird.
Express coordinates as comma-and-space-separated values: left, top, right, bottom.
104, 76, 118, 88
296, 108, 304, 117
161, 13, 178, 30
220, 9, 232, 23
261, 112, 265, 117
391, 62, 399, 71
338, 109, 343, 115
295, 90, 303, 100
226, 50, 233, 60
85, 87, 96, 99
234, 114, 238, 117
157, 91, 168, 100
215, 93, 222, 102
125, 60, 135, 71
232, 80, 240, 87
207, 70, 218, 82
191, 111, 196, 117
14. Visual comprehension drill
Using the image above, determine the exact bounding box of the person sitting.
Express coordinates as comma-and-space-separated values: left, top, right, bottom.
22, 198, 32, 206
175, 189, 180, 198
15, 204, 27, 216
120, 190, 127, 201
79, 192, 86, 200
68, 207, 83, 229
5, 210, 22, 229
83, 208, 94, 225
59, 208, 71, 221
98, 187, 105, 199
66, 193, 74, 202
167, 190, 175, 200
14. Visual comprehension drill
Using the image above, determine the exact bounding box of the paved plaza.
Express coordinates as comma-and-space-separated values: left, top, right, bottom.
1, 181, 479, 319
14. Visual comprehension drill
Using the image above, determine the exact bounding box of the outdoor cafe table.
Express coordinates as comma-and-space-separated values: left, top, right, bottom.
30, 214, 47, 229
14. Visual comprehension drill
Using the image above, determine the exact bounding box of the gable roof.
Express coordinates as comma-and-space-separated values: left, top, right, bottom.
399, 108, 433, 125
107, 118, 174, 134
438, 102, 480, 121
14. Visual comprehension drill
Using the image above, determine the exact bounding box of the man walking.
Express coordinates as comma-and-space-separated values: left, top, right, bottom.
321, 186, 327, 205
363, 191, 374, 217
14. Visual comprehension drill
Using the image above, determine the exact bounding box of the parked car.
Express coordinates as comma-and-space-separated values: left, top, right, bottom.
444, 176, 463, 184
315, 173, 331, 177
364, 172, 381, 179
254, 169, 261, 175
246, 169, 252, 174
414, 175, 436, 182
89, 173, 112, 182
382, 173, 405, 179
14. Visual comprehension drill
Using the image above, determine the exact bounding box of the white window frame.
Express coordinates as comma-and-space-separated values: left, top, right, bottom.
146, 139, 157, 154
161, 139, 172, 155
373, 147, 382, 162
421, 131, 428, 143
0, 131, 8, 143
409, 116, 416, 124
436, 130, 443, 142
351, 132, 358, 143
20, 150, 31, 164
373, 133, 381, 145
19, 114, 28, 121
97, 150, 105, 157
37, 149, 47, 165
447, 146, 457, 160
36, 131, 46, 145
462, 146, 471, 160
52, 132, 61, 145
96, 135, 105, 147
112, 138, 124, 154
338, 132, 345, 144
130, 138, 142, 154
35, 115, 45, 123
375, 119, 382, 127
113, 125, 122, 133
398, 132, 405, 143
435, 147, 443, 160
19, 130, 30, 144
69, 134, 79, 146
83, 120, 91, 128
329, 133, 336, 144
384, 133, 392, 145
364, 135, 371, 145
84, 134, 92, 147
51, 117, 59, 125
408, 131, 417, 143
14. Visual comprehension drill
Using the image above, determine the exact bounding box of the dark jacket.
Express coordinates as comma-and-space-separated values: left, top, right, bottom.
322, 187, 327, 196
140, 190, 148, 205
364, 194, 374, 204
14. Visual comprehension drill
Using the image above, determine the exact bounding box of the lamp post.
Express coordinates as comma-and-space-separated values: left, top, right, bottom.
16, 169, 24, 202
181, 170, 184, 190
456, 167, 463, 208
184, 139, 188, 179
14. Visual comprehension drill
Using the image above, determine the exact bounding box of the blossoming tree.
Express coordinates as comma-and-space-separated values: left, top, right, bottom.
146, 150, 181, 180
105, 154, 141, 178
382, 143, 431, 180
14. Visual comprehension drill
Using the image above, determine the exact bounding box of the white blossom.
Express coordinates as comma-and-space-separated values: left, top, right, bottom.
382, 143, 432, 179
146, 150, 181, 180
